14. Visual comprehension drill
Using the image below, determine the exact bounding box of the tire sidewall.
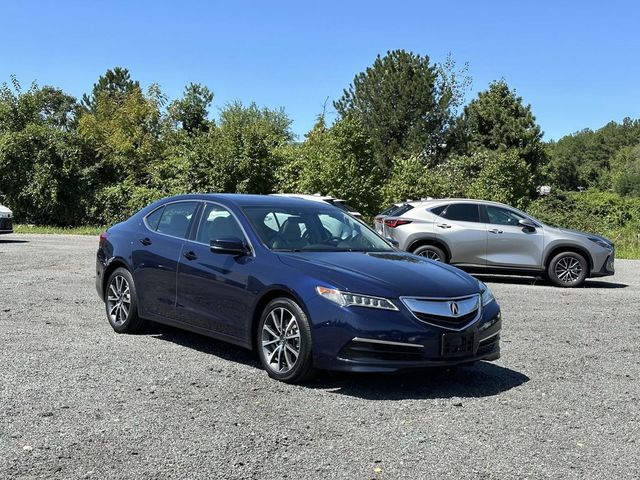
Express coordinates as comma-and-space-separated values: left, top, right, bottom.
105, 267, 139, 332
257, 298, 313, 382
548, 252, 588, 287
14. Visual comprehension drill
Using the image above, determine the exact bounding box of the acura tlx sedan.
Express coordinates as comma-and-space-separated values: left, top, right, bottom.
96, 194, 501, 383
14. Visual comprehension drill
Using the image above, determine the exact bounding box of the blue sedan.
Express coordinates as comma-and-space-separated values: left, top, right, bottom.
96, 194, 501, 383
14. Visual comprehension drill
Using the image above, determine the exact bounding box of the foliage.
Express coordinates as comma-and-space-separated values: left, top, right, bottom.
609, 145, 640, 197
167, 83, 214, 134
334, 50, 466, 170
81, 67, 140, 112
545, 118, 640, 190
456, 80, 546, 177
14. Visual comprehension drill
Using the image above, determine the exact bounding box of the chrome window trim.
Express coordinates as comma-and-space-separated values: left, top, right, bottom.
399, 293, 482, 332
187, 200, 255, 257
352, 337, 424, 348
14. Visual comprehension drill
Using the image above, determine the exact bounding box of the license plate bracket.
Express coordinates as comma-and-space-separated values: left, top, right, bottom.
441, 332, 474, 357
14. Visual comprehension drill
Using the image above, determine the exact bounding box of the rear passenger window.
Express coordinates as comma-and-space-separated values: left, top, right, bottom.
442, 203, 480, 223
156, 202, 199, 238
145, 207, 164, 231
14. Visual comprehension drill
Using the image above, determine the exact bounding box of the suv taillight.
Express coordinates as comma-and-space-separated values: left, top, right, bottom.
99, 231, 109, 247
384, 219, 412, 228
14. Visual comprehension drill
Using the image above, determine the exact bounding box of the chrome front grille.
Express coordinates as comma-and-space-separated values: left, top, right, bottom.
400, 294, 481, 331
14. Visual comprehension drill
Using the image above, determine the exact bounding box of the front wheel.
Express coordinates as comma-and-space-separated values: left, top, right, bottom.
105, 267, 146, 333
257, 298, 316, 383
547, 252, 588, 287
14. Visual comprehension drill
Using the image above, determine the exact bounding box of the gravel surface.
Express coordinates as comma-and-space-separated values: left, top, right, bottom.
1, 234, 638, 479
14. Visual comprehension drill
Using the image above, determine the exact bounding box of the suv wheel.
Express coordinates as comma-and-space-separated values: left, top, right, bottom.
413, 245, 446, 262
257, 298, 317, 383
547, 252, 588, 287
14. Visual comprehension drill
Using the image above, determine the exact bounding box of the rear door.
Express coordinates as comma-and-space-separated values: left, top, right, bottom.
435, 203, 486, 266
132, 201, 200, 319
483, 204, 544, 268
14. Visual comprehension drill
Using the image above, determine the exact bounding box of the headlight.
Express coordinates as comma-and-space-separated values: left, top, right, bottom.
588, 237, 612, 250
478, 281, 495, 307
316, 286, 398, 310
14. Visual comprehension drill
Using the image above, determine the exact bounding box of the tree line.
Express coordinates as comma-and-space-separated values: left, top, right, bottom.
0, 50, 638, 229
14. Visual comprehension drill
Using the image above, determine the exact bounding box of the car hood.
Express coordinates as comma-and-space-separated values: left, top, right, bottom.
544, 225, 612, 245
277, 251, 481, 298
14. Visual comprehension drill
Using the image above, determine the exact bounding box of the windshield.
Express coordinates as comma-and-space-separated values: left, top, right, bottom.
243, 205, 394, 252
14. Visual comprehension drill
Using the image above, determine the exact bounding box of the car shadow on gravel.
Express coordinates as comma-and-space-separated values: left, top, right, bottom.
144, 322, 261, 368
473, 274, 628, 289
311, 362, 530, 400
0, 239, 29, 244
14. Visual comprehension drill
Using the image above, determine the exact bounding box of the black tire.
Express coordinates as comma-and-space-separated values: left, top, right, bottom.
413, 244, 447, 262
547, 251, 588, 287
104, 267, 146, 333
257, 297, 316, 383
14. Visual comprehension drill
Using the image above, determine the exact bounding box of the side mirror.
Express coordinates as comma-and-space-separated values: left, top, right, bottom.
518, 219, 537, 230
210, 237, 249, 256
385, 237, 400, 247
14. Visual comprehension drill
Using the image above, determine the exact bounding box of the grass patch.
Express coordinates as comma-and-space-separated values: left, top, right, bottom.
14, 224, 105, 236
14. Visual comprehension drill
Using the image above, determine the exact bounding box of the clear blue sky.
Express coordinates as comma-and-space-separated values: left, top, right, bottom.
1, 0, 638, 141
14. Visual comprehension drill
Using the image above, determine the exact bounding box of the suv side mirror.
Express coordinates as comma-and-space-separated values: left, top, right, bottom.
518, 219, 537, 230
210, 237, 249, 256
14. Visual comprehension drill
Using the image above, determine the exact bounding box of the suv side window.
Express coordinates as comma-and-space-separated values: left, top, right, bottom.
430, 205, 448, 216
156, 201, 199, 238
196, 203, 245, 243
486, 205, 525, 226
442, 203, 481, 223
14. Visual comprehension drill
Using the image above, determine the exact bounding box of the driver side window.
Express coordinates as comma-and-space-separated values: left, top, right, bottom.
196, 204, 245, 244
486, 205, 525, 226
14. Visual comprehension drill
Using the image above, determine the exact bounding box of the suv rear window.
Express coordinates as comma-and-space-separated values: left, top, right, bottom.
442, 203, 480, 223
391, 204, 414, 217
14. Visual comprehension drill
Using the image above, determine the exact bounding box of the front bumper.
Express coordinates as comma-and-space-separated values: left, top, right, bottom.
307, 295, 501, 373
590, 250, 615, 278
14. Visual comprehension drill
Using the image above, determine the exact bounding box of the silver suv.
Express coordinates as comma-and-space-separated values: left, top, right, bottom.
380, 199, 615, 287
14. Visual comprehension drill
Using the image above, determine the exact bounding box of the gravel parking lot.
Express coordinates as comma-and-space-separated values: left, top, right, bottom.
1, 234, 638, 479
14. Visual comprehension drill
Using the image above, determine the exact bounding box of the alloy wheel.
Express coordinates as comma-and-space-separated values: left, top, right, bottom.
261, 307, 301, 374
418, 249, 441, 261
554, 256, 583, 283
107, 275, 131, 325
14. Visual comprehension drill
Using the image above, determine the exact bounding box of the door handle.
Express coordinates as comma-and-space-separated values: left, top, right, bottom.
437, 223, 451, 229
183, 251, 198, 261
488, 229, 503, 234
139, 237, 152, 246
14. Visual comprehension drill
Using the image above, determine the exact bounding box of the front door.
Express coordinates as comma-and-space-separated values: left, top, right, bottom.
176, 203, 255, 338
483, 205, 544, 268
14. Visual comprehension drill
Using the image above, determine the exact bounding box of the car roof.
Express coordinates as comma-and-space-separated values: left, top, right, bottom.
420, 198, 510, 208
271, 193, 334, 201
156, 193, 338, 209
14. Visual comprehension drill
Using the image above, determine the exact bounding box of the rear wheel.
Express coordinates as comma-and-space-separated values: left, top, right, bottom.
257, 298, 316, 383
547, 252, 588, 287
105, 267, 146, 333
413, 244, 446, 262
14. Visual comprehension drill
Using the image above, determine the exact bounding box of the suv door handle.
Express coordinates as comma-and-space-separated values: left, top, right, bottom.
183, 251, 198, 261
436, 223, 451, 229
139, 237, 152, 246
488, 229, 503, 234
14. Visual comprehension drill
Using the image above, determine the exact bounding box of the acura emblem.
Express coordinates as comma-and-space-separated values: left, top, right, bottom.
449, 301, 459, 316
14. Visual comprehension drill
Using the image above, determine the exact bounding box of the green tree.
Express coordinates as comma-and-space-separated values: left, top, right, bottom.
167, 83, 214, 134
295, 116, 383, 215
81, 67, 140, 112
467, 150, 532, 208
456, 80, 545, 176
610, 145, 640, 197
381, 156, 448, 207
334, 50, 465, 170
